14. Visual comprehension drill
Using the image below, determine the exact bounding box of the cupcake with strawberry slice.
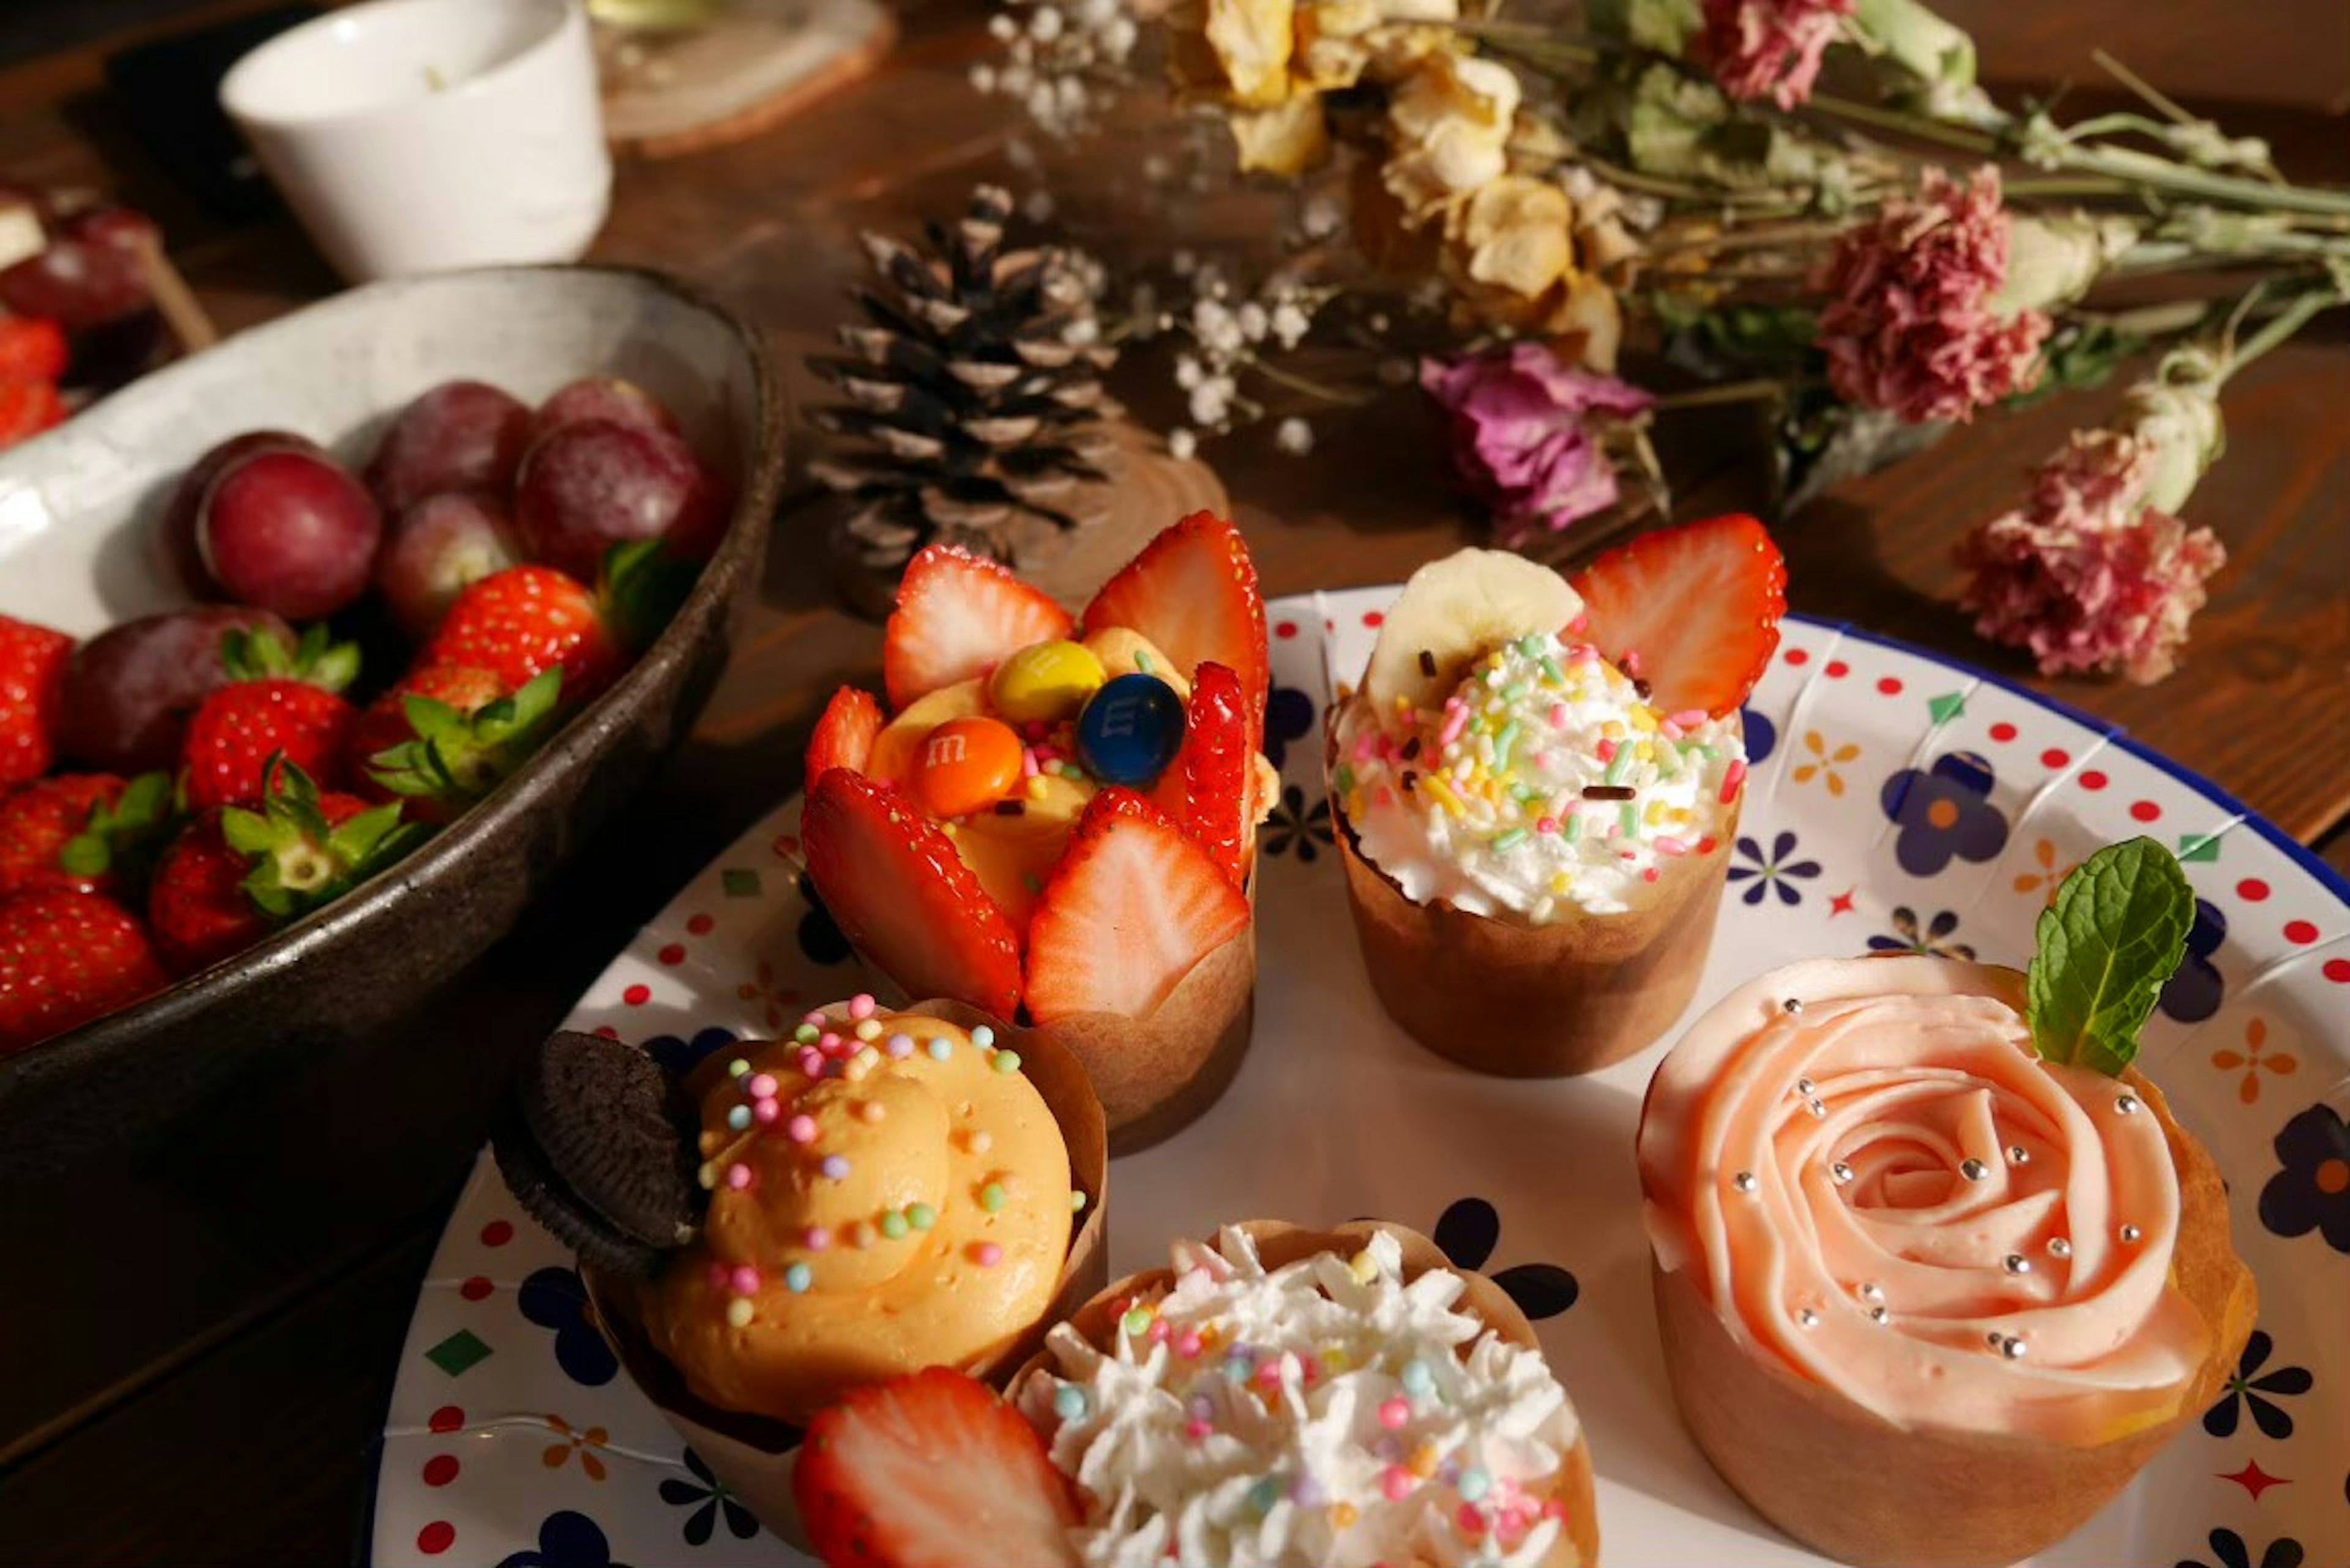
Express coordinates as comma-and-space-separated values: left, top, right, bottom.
1329, 515, 1786, 1076
800, 512, 1274, 1151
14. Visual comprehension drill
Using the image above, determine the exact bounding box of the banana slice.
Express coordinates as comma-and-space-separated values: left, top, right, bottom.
1361, 549, 1584, 717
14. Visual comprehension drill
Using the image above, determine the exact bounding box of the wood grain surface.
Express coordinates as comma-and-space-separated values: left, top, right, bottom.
0, 1, 2342, 1561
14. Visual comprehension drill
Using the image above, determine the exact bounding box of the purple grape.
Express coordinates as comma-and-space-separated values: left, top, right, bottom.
365, 380, 533, 515
533, 376, 681, 442
198, 447, 382, 621
376, 490, 523, 638
162, 429, 321, 598
56, 607, 292, 772
514, 419, 731, 581
0, 205, 157, 330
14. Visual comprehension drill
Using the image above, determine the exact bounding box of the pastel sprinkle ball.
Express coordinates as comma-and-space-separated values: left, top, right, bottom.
927, 1037, 953, 1062
725, 1299, 753, 1328
802, 1226, 830, 1251
725, 1105, 752, 1131
974, 1241, 1004, 1267
696, 1161, 717, 1189
792, 1025, 819, 1045
1332, 1503, 1359, 1529
1070, 1190, 1088, 1211
1247, 1477, 1282, 1517
992, 1049, 1022, 1074
786, 1114, 818, 1144
729, 1264, 759, 1294
1402, 1359, 1434, 1396
724, 1163, 753, 1190
1348, 1250, 1379, 1284
886, 1032, 915, 1058
784, 1262, 813, 1294
726, 1058, 750, 1078
1381, 1466, 1416, 1501
1458, 1466, 1491, 1503
753, 1098, 781, 1126
747, 1073, 778, 1099
848, 993, 876, 1020
820, 1155, 851, 1180
1122, 1307, 1152, 1337
1174, 1329, 1202, 1357
1378, 1397, 1411, 1431
980, 1182, 1008, 1212
795, 1048, 823, 1078
906, 1202, 938, 1231
881, 1210, 910, 1239
802, 1010, 827, 1028
1053, 1384, 1087, 1421
971, 1025, 996, 1049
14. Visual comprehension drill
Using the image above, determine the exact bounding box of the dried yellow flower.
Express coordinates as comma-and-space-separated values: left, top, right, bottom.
1441, 174, 1624, 369
1168, 0, 1297, 108
1231, 94, 1331, 176
1381, 50, 1520, 220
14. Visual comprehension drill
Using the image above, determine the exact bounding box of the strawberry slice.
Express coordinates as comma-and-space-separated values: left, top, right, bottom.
807, 685, 884, 782
801, 769, 1023, 1018
1178, 661, 1250, 887
1081, 512, 1267, 730
1569, 513, 1787, 718
883, 545, 1072, 712
1026, 788, 1249, 1021
795, 1367, 1078, 1568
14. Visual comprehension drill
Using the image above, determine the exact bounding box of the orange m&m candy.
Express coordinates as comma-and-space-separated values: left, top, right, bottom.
912, 716, 1024, 818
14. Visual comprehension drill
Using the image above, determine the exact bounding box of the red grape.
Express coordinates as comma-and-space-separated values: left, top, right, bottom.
162, 430, 321, 598
533, 376, 681, 441
376, 491, 523, 638
56, 607, 291, 772
365, 380, 533, 515
198, 448, 382, 621
0, 204, 156, 330
514, 419, 730, 580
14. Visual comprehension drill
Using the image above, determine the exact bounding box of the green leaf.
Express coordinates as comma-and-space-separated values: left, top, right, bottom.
57, 833, 111, 877
601, 539, 701, 654
219, 807, 277, 856
2026, 837, 2196, 1077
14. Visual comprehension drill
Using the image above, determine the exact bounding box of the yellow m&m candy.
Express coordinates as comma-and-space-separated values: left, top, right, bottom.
989, 640, 1106, 723
913, 716, 1024, 818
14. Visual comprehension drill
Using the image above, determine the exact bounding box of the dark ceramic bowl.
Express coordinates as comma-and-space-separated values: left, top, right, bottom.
0, 265, 781, 1174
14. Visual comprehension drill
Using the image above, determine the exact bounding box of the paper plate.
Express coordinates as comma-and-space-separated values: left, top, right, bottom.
367, 592, 2350, 1568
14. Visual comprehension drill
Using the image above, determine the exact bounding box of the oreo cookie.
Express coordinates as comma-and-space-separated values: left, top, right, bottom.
492, 1029, 704, 1279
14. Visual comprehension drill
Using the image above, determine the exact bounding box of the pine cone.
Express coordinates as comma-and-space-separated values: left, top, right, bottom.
809, 186, 1118, 575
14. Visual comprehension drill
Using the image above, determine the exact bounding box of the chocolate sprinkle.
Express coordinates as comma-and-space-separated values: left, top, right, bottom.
1581, 784, 1636, 801
1632, 678, 1653, 700
1401, 771, 1418, 793
1417, 649, 1438, 678
1400, 736, 1422, 761
992, 800, 1026, 816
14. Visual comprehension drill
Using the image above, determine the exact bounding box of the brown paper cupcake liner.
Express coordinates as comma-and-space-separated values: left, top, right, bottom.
581, 1007, 1110, 1552
1651, 1068, 2255, 1568
1014, 1218, 1602, 1567
1328, 709, 1733, 1077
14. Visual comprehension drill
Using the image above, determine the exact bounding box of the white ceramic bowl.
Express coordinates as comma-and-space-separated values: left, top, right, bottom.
221, 0, 611, 283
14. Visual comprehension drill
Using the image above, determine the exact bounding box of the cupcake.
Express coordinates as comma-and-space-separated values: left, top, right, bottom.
1636, 843, 2255, 1567
492, 998, 1107, 1544
1330, 517, 1785, 1075
1012, 1220, 1600, 1567
802, 512, 1276, 1151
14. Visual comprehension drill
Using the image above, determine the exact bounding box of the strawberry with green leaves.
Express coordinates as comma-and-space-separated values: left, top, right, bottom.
0, 889, 167, 1054
0, 771, 175, 900
148, 758, 427, 975
422, 540, 692, 704
0, 611, 74, 787
360, 666, 564, 822
180, 624, 361, 810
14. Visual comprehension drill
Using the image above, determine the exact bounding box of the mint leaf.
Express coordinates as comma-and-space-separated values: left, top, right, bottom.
2026, 837, 2195, 1077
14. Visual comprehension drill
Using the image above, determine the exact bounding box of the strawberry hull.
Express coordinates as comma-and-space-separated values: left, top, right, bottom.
580, 1003, 1108, 1552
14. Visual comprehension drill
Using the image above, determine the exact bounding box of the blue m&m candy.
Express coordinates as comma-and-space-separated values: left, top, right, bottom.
1075, 673, 1186, 785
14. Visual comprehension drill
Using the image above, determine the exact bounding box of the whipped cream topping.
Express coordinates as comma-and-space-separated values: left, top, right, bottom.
1019, 1227, 1586, 1568
1639, 957, 2209, 1444
1335, 633, 1742, 919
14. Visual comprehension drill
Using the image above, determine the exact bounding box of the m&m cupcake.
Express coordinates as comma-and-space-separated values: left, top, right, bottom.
802, 512, 1275, 1149
492, 998, 1107, 1545
1329, 518, 1785, 1075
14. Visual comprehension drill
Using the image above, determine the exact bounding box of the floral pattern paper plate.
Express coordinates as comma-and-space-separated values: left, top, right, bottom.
368, 592, 2350, 1568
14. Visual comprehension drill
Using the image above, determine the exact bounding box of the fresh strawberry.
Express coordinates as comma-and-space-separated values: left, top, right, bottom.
0, 378, 65, 451
800, 768, 1023, 1018
179, 625, 361, 810
807, 685, 884, 782
795, 1367, 1079, 1568
356, 666, 559, 823
883, 545, 1073, 711
1081, 512, 1267, 732
0, 771, 173, 900
0, 316, 67, 383
423, 564, 622, 701
0, 889, 167, 1054
345, 665, 508, 782
149, 760, 425, 975
0, 612, 73, 786
1177, 660, 1250, 887
1025, 788, 1250, 1021
1569, 512, 1787, 718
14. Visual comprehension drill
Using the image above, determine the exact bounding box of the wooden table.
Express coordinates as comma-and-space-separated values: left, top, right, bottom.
0, 2, 2343, 1561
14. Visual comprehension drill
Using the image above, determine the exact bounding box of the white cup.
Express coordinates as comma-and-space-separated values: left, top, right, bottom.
222, 0, 613, 283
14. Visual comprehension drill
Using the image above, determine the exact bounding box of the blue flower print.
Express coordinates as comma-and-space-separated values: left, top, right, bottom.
2158, 898, 2226, 1023
794, 875, 852, 966
1867, 906, 1975, 960
1880, 751, 2008, 876
499, 1510, 629, 1568
643, 1026, 738, 1079
2257, 1103, 2350, 1253
2203, 1329, 2312, 1439
1432, 1197, 1579, 1320
1728, 831, 1821, 906
660, 1448, 762, 1547
1263, 683, 1315, 772
1739, 706, 1777, 766
519, 1266, 619, 1387
2175, 1527, 2303, 1568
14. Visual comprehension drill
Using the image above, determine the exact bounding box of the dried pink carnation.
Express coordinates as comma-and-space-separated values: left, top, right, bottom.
1421, 343, 1655, 539
1958, 430, 2226, 684
1701, 0, 1854, 110
1815, 167, 2050, 425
